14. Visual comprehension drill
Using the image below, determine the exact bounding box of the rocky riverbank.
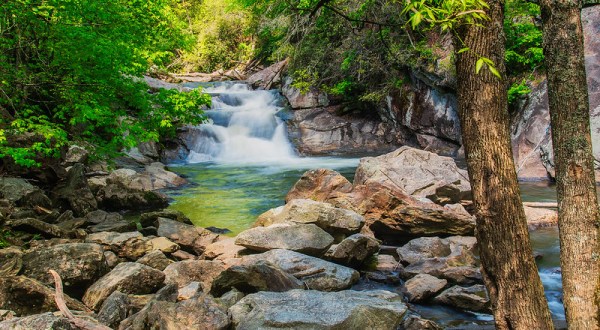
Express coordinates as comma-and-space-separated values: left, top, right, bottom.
0, 146, 559, 329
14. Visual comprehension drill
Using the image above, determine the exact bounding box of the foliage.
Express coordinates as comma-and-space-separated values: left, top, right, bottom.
504, 0, 543, 75
0, 0, 209, 167
507, 79, 532, 105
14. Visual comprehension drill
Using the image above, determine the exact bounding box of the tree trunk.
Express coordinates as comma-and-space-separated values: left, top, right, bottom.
539, 1, 600, 328
454, 0, 554, 328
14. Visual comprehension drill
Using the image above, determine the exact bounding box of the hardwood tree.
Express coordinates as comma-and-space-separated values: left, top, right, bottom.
538, 0, 600, 328
451, 1, 555, 327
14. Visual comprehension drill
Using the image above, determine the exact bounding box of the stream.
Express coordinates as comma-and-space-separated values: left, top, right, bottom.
164, 82, 565, 327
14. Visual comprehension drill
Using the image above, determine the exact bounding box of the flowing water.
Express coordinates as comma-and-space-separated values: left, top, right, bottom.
165, 82, 565, 326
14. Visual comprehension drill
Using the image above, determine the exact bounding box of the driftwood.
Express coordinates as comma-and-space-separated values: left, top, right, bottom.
49, 270, 111, 330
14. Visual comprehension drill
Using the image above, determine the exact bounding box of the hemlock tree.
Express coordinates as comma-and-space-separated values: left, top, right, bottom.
538, 0, 600, 327
404, 0, 554, 328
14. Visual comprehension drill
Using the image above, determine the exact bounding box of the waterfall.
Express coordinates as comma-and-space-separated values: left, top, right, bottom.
185, 82, 297, 164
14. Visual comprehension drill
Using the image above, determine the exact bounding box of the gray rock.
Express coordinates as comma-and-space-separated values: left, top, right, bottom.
139, 209, 191, 227
7, 218, 73, 239
104, 251, 120, 268
326, 234, 379, 267
157, 218, 219, 255
255, 199, 365, 236
235, 223, 334, 256
163, 260, 226, 291
247, 60, 288, 89
177, 282, 202, 301
119, 295, 230, 330
403, 274, 447, 303
97, 291, 132, 329
95, 180, 169, 212
85, 232, 143, 252
0, 276, 89, 316
282, 77, 329, 109
0, 247, 23, 276
433, 284, 491, 313
82, 262, 165, 311
210, 260, 303, 296
0, 312, 77, 330
400, 314, 443, 330
137, 250, 174, 271
51, 163, 97, 217
0, 177, 52, 209
65, 145, 89, 164
242, 249, 359, 291
21, 243, 107, 297
203, 238, 249, 260
229, 289, 407, 329
217, 288, 245, 309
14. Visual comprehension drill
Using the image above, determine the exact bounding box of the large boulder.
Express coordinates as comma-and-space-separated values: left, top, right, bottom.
241, 249, 359, 291
403, 274, 448, 303
210, 260, 303, 296
156, 218, 219, 255
286, 169, 353, 203
0, 177, 52, 209
229, 289, 408, 329
82, 262, 165, 311
235, 223, 334, 256
21, 243, 107, 297
255, 199, 365, 237
51, 163, 98, 216
0, 276, 89, 316
325, 234, 380, 267
398, 236, 481, 285
247, 60, 288, 89
433, 284, 491, 313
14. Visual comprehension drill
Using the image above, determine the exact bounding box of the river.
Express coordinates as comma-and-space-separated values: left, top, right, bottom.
164, 81, 565, 327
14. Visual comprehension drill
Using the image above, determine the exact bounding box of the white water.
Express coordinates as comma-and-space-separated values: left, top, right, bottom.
186, 83, 298, 164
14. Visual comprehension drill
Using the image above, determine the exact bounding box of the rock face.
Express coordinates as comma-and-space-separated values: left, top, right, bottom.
0, 276, 89, 316
82, 262, 165, 311
433, 284, 491, 313
235, 223, 334, 256
229, 289, 408, 330
286, 149, 476, 243
241, 249, 359, 291
255, 199, 365, 236
398, 236, 481, 285
21, 243, 107, 297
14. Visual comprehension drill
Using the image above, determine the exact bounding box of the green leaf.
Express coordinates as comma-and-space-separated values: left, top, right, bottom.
476, 58, 484, 74
488, 65, 501, 78
457, 47, 470, 54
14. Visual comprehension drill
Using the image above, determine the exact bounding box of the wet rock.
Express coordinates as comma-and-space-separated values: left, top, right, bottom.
139, 209, 192, 227
82, 262, 165, 311
0, 312, 77, 330
242, 249, 359, 291
403, 274, 447, 303
21, 243, 107, 297
0, 177, 52, 209
247, 60, 288, 89
400, 314, 443, 330
163, 260, 226, 290
51, 163, 97, 217
0, 247, 23, 276
137, 250, 173, 271
119, 295, 230, 330
286, 168, 353, 203
255, 199, 365, 236
0, 276, 89, 316
210, 260, 303, 296
235, 223, 334, 256
354, 146, 471, 203
229, 289, 407, 329
157, 218, 219, 255
203, 238, 249, 260
398, 236, 481, 285
326, 234, 380, 267
97, 291, 132, 329
433, 284, 491, 313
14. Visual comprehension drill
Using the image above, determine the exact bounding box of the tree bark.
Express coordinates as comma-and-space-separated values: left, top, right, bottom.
454, 0, 554, 328
539, 1, 600, 328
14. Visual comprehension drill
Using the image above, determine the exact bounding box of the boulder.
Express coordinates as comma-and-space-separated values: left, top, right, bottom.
403, 274, 447, 303
524, 205, 558, 228
398, 236, 481, 285
82, 262, 165, 311
163, 260, 226, 290
247, 59, 288, 89
177, 282, 202, 301
400, 314, 443, 330
0, 276, 89, 316
102, 163, 187, 192
7, 218, 74, 239
286, 169, 353, 203
354, 146, 471, 203
137, 250, 174, 271
148, 237, 179, 253
21, 243, 107, 297
325, 234, 380, 267
255, 199, 365, 236
65, 145, 89, 164
433, 284, 491, 313
241, 249, 359, 291
282, 77, 329, 109
0, 177, 52, 209
203, 238, 249, 260
157, 218, 219, 255
0, 247, 23, 276
139, 209, 192, 227
51, 163, 97, 216
97, 291, 132, 329
235, 223, 334, 256
119, 295, 230, 330
229, 289, 407, 329
210, 260, 303, 296
95, 179, 169, 212
0, 313, 77, 330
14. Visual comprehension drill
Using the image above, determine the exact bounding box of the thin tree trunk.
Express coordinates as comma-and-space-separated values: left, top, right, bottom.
539, 1, 600, 328
454, 0, 554, 328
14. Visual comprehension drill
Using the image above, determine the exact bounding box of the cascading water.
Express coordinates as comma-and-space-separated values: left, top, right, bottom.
185, 82, 297, 164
